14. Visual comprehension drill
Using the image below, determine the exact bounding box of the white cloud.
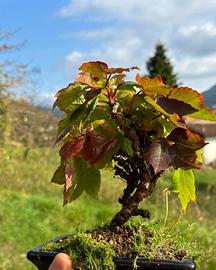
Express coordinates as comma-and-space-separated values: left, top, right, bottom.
172, 22, 216, 56
59, 0, 216, 24
58, 0, 216, 91
176, 54, 216, 78
179, 23, 216, 37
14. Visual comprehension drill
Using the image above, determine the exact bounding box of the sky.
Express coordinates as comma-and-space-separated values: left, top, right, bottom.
1, 0, 216, 106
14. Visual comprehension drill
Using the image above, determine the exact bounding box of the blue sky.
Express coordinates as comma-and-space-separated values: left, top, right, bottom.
1, 0, 216, 106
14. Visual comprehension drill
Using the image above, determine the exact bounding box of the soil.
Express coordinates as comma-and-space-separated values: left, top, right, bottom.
86, 224, 188, 260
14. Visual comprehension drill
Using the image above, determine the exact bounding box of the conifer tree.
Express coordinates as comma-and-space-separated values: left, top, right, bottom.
146, 43, 178, 87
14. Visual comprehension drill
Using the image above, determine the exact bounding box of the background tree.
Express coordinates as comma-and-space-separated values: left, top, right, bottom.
0, 29, 27, 144
146, 42, 178, 87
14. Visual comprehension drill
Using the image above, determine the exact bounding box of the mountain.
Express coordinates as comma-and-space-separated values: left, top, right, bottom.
202, 84, 216, 109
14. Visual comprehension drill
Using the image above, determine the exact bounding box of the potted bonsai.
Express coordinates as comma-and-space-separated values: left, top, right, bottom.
27, 61, 216, 270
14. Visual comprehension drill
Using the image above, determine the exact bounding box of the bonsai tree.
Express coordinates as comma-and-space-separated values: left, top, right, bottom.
52, 61, 216, 228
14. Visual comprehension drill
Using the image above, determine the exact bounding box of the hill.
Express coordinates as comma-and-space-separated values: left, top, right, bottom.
8, 99, 59, 147
202, 84, 216, 109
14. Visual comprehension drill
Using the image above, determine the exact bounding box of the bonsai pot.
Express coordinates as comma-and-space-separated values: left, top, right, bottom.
27, 235, 196, 270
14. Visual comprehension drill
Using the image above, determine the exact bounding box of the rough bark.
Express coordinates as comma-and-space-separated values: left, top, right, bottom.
111, 172, 159, 227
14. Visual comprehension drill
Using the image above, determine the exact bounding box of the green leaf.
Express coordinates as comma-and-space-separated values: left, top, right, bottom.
84, 106, 110, 126
196, 149, 203, 163
119, 136, 133, 156
51, 161, 65, 185
169, 87, 216, 121
70, 157, 101, 200
69, 97, 98, 124
144, 96, 180, 125
110, 74, 126, 87
171, 168, 196, 211
117, 81, 141, 91
53, 83, 88, 112
189, 107, 216, 121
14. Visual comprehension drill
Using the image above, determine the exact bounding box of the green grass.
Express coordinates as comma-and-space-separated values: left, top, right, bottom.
0, 144, 216, 269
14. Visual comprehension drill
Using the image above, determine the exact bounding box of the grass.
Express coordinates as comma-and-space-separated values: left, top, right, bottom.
0, 144, 216, 269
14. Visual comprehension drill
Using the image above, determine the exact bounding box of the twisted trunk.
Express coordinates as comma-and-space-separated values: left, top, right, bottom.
111, 173, 159, 227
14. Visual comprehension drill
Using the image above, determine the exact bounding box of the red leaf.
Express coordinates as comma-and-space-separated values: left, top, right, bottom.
169, 144, 201, 170
60, 136, 84, 160
167, 127, 207, 150
75, 72, 98, 88
156, 96, 198, 116
81, 129, 120, 168
144, 140, 171, 174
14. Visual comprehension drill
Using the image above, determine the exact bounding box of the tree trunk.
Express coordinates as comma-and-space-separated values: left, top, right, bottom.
110, 174, 158, 227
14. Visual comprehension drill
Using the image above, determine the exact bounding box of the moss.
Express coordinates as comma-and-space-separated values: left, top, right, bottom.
45, 232, 115, 270
44, 221, 204, 270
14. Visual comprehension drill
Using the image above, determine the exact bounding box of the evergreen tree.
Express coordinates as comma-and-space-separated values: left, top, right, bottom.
146, 43, 178, 87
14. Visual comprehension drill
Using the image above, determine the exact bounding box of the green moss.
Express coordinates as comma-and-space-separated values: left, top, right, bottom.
45, 232, 115, 270
127, 222, 204, 265
44, 221, 204, 270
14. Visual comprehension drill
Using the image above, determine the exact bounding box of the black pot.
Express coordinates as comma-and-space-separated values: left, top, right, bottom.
27, 235, 196, 270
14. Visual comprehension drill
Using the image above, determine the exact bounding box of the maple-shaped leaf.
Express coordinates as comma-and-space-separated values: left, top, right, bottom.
167, 127, 207, 150
136, 74, 171, 96
156, 96, 198, 117
169, 87, 216, 121
144, 140, 171, 174
60, 136, 84, 160
53, 83, 88, 112
171, 168, 196, 211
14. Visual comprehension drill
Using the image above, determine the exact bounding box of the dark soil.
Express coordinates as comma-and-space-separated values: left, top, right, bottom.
86, 224, 188, 260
